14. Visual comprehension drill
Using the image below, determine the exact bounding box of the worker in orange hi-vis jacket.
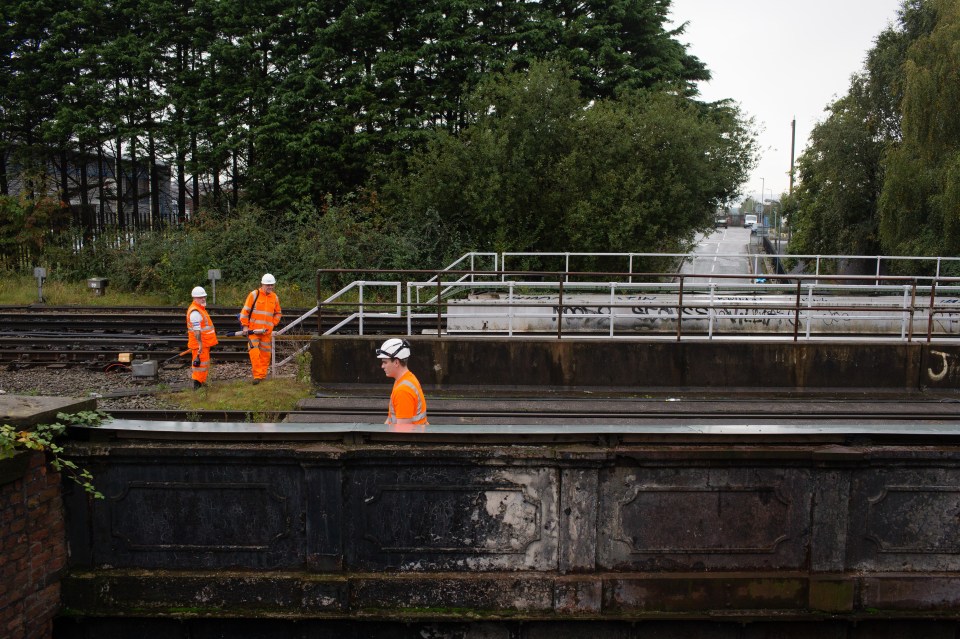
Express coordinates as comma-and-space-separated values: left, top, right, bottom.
186, 286, 218, 390
239, 273, 282, 384
376, 338, 428, 430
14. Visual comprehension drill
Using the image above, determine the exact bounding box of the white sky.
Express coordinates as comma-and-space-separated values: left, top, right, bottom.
667, 0, 904, 203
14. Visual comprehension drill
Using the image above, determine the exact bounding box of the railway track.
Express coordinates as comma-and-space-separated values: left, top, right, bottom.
0, 306, 416, 334
0, 305, 422, 366
0, 335, 276, 366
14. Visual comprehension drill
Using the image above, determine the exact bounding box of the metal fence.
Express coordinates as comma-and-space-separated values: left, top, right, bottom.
309, 268, 960, 343
490, 251, 960, 281
267, 252, 960, 372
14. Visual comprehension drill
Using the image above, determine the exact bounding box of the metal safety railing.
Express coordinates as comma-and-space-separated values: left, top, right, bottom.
311, 268, 960, 343
267, 251, 960, 373
269, 278, 403, 371
493, 251, 960, 283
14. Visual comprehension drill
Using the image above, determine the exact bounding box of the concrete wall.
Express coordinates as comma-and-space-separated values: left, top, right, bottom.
58, 432, 960, 629
311, 337, 960, 391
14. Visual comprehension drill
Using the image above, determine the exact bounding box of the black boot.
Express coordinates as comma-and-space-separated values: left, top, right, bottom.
193, 380, 203, 390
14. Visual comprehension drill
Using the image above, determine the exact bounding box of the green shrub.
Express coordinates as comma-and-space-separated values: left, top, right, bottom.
15, 190, 472, 300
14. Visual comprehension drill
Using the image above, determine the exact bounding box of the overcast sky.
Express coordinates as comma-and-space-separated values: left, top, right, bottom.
667, 0, 904, 203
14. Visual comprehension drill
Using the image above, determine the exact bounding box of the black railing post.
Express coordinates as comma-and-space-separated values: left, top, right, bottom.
316, 270, 323, 334
908, 279, 917, 342
676, 275, 684, 342
557, 273, 565, 339
793, 281, 802, 342
437, 275, 442, 338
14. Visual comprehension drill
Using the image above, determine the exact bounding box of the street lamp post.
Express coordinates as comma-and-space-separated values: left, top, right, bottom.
765, 198, 781, 254
760, 178, 765, 228
763, 188, 773, 227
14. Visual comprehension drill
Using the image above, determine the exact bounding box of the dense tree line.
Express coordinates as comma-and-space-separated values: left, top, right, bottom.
787, 0, 959, 269
0, 0, 757, 288
1, 0, 712, 209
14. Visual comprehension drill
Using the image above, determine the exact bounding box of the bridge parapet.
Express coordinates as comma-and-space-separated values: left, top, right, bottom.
60, 421, 960, 626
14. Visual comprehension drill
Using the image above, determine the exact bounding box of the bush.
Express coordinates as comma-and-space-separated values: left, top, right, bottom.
20, 191, 471, 301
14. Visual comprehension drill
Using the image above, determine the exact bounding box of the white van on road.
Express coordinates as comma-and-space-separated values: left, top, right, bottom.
743, 214, 757, 228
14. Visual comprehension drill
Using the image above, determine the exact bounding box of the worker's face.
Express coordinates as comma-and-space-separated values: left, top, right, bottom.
380, 357, 401, 379
262, 284, 275, 294
194, 296, 207, 307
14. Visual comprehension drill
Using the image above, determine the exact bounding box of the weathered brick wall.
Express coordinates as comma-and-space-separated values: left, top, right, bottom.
1, 451, 67, 639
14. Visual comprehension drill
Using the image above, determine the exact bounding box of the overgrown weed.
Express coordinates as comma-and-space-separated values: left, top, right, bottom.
161, 378, 313, 413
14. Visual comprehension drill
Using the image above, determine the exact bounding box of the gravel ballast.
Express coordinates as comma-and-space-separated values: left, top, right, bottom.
0, 361, 280, 410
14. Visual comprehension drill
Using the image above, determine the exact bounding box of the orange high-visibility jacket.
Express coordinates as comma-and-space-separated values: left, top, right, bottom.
240, 288, 282, 335
387, 370, 428, 425
186, 303, 219, 349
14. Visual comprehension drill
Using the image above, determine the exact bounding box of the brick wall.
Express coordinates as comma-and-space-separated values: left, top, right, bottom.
1, 451, 67, 639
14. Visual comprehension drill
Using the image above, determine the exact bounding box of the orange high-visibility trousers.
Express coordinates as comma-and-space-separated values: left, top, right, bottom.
191, 348, 212, 384
240, 287, 280, 381
187, 301, 217, 385
248, 333, 272, 380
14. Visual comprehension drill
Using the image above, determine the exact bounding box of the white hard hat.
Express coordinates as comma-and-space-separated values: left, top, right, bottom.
261, 273, 276, 285
191, 286, 207, 298
376, 338, 411, 360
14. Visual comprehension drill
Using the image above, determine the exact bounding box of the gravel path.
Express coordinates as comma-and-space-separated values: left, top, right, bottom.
0, 361, 282, 410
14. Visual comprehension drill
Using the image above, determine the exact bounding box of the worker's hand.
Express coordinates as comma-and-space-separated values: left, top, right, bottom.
241, 327, 249, 335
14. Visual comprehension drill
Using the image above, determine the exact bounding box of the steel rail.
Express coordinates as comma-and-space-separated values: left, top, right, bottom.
0, 329, 312, 366
0, 310, 422, 337
0, 349, 252, 365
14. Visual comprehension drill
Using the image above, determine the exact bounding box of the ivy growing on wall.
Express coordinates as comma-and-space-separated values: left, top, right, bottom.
1, 410, 108, 499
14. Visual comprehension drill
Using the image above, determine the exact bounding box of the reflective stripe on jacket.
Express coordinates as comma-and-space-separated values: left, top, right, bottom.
240, 288, 282, 334
186, 303, 219, 349
387, 370, 428, 425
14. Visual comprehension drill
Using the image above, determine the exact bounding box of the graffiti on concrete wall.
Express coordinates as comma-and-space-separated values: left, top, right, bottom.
926, 349, 960, 385
447, 294, 960, 335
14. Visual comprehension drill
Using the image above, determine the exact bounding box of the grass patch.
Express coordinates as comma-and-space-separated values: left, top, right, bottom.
0, 274, 320, 307
0, 275, 171, 306
162, 378, 314, 414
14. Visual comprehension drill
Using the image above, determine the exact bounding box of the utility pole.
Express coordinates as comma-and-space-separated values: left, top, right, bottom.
789, 117, 796, 195
760, 177, 765, 225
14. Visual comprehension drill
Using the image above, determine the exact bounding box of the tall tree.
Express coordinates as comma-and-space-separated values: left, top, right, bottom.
879, 0, 960, 258
789, 78, 885, 256
864, 0, 940, 142
534, 0, 709, 98
788, 0, 942, 262
0, 0, 63, 197
386, 61, 755, 257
